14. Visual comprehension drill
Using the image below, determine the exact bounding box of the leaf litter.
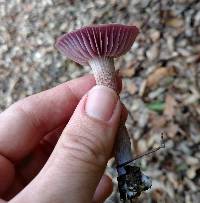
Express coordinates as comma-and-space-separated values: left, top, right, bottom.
0, 0, 200, 202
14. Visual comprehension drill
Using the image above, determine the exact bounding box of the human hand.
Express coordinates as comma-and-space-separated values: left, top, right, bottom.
0, 75, 125, 203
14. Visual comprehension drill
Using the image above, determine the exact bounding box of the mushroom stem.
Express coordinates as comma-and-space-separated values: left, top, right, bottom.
89, 57, 133, 175
88, 57, 118, 91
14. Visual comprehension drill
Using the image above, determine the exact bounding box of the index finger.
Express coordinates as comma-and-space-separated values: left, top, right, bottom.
0, 74, 96, 162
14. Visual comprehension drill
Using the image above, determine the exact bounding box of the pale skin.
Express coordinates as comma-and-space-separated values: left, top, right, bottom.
0, 74, 127, 203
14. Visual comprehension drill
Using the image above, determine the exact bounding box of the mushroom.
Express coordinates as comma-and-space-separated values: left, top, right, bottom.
55, 24, 152, 201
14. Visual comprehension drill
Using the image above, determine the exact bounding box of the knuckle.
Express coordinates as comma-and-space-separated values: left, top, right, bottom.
61, 123, 108, 169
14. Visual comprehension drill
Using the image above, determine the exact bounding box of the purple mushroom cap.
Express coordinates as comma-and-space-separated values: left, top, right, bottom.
55, 24, 139, 66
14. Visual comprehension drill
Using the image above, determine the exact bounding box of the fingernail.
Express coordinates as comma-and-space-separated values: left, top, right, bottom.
85, 86, 118, 121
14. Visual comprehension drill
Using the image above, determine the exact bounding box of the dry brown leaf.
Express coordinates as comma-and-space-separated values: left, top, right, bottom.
146, 67, 176, 89
152, 188, 166, 202
166, 122, 185, 139
139, 80, 147, 97
164, 95, 177, 120
126, 82, 137, 95
149, 112, 167, 128
119, 67, 135, 77
166, 17, 184, 28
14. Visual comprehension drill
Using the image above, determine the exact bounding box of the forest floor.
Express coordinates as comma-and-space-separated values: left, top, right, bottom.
0, 0, 200, 202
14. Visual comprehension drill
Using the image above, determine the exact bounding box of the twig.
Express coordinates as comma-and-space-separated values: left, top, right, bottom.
118, 132, 166, 168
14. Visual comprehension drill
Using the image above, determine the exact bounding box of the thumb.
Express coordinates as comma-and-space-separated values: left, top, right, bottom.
12, 86, 122, 203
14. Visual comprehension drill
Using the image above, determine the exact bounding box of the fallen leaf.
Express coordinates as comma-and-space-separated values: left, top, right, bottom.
164, 95, 177, 120
146, 101, 165, 113
146, 44, 159, 61
119, 67, 135, 77
187, 167, 198, 179
184, 156, 199, 166
137, 139, 148, 154
166, 17, 184, 28
146, 67, 176, 89
149, 29, 160, 42
166, 122, 185, 139
149, 112, 167, 128
185, 178, 198, 192
152, 188, 166, 202
167, 172, 179, 189
126, 82, 137, 95
139, 80, 147, 96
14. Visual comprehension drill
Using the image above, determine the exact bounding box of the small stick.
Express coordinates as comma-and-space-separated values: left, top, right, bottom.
118, 132, 166, 168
